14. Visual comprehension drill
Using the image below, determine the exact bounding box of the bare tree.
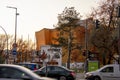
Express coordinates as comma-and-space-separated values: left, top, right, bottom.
55, 7, 81, 68
89, 0, 118, 65
16, 38, 35, 63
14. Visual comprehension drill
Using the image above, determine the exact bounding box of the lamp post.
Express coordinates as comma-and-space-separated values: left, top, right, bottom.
84, 19, 89, 72
67, 28, 72, 69
7, 6, 19, 63
7, 6, 19, 44
0, 26, 8, 64
117, 5, 120, 64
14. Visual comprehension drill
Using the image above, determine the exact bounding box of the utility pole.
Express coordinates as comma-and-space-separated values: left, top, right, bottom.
83, 17, 93, 72
117, 5, 120, 64
84, 19, 89, 72
67, 28, 72, 69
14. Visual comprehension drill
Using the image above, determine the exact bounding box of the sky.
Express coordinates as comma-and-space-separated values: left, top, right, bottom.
0, 0, 99, 41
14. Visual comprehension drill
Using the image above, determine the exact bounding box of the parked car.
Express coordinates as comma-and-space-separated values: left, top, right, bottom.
15, 62, 41, 70
0, 64, 56, 80
85, 64, 120, 80
34, 65, 76, 80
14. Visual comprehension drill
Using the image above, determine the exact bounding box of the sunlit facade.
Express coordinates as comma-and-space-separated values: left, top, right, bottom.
35, 28, 59, 50
35, 26, 86, 63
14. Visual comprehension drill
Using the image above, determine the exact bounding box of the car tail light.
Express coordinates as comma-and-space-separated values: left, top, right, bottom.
70, 71, 76, 77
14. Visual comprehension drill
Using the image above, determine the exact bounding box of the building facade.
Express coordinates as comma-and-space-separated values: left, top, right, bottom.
35, 26, 86, 63
35, 28, 59, 50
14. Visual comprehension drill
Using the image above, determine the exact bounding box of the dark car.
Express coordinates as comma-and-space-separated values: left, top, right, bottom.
34, 65, 76, 80
0, 64, 56, 80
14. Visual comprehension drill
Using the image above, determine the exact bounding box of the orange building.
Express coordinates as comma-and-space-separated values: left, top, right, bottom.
35, 28, 59, 50
35, 26, 86, 62
35, 27, 86, 51
35, 18, 96, 63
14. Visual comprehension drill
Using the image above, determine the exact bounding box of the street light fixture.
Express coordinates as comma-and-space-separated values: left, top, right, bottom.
7, 6, 19, 45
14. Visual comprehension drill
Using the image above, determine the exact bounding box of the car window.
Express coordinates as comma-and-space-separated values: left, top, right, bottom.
53, 66, 64, 71
101, 67, 114, 73
42, 66, 51, 72
0, 67, 29, 79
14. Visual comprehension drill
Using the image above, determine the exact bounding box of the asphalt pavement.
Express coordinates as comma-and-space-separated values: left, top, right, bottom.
76, 73, 85, 80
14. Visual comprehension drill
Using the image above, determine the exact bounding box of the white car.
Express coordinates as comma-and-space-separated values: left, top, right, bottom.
0, 64, 56, 80
85, 64, 120, 80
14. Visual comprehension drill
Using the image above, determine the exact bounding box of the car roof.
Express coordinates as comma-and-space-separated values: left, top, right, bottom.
0, 64, 24, 68
0, 64, 30, 69
43, 65, 64, 67
42, 65, 62, 68
40, 65, 69, 70
16, 62, 38, 64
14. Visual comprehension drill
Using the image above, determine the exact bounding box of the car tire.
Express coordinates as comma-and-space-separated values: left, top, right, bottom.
59, 76, 66, 80
94, 76, 101, 80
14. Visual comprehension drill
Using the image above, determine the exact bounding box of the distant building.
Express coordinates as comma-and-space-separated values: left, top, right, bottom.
35, 19, 94, 63
35, 28, 59, 50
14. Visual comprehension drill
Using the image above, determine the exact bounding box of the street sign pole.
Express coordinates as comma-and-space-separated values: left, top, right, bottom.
12, 43, 17, 63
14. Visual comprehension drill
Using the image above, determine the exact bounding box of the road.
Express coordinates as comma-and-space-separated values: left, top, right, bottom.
76, 73, 85, 80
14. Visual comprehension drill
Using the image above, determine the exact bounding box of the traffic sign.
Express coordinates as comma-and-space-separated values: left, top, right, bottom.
12, 48, 17, 55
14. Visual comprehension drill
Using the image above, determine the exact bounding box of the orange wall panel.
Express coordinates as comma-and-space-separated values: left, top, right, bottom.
35, 28, 59, 50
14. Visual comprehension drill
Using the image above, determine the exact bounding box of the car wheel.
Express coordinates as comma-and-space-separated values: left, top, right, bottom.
59, 76, 66, 80
94, 76, 101, 80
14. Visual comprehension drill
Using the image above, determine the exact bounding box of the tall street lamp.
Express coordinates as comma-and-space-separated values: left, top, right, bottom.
7, 6, 19, 44
0, 26, 8, 64
67, 27, 72, 69
7, 6, 19, 63
117, 5, 120, 64
84, 19, 89, 72
82, 18, 93, 72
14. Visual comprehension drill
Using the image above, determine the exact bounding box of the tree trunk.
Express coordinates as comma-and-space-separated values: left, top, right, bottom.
102, 53, 106, 65
107, 51, 112, 64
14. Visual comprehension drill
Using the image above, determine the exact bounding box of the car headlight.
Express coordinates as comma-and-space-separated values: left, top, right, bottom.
85, 73, 93, 78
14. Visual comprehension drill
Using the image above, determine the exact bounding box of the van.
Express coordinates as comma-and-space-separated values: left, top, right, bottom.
85, 64, 120, 80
